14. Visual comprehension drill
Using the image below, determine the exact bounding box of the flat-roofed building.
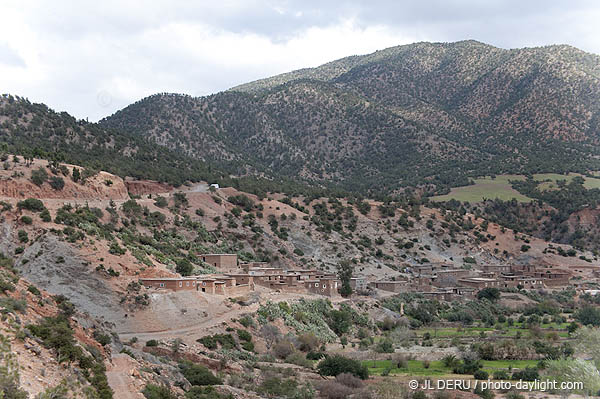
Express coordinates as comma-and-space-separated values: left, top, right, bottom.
369, 280, 409, 293
140, 277, 198, 291
305, 277, 340, 296
457, 277, 501, 289
200, 254, 238, 269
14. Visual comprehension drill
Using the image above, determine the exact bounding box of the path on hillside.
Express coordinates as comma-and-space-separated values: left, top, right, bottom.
118, 302, 260, 343
106, 353, 144, 399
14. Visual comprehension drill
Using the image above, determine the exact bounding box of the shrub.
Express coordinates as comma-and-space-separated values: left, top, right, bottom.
142, 384, 176, 399
335, 373, 364, 388
31, 167, 48, 186
511, 367, 538, 381
273, 339, 295, 359
258, 377, 301, 398
20, 216, 32, 225
285, 352, 313, 368
49, 176, 65, 190
238, 315, 254, 328
145, 339, 158, 347
93, 331, 112, 346
237, 329, 252, 342
185, 386, 233, 399
40, 209, 51, 222
297, 332, 320, 352
109, 242, 126, 256
317, 355, 369, 379
196, 334, 236, 350
27, 285, 41, 296
17, 198, 45, 212
17, 230, 28, 243
241, 341, 254, 352
318, 381, 354, 399
27, 316, 82, 363
474, 370, 489, 380
154, 196, 168, 208
179, 361, 222, 386
493, 370, 509, 380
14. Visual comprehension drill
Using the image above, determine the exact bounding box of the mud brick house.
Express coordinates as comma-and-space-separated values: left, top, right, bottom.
350, 277, 367, 291
422, 291, 454, 301
197, 278, 217, 294
241, 261, 270, 271
533, 269, 571, 287
480, 265, 512, 275
225, 274, 255, 287
516, 277, 545, 289
140, 277, 198, 291
200, 254, 238, 269
369, 280, 409, 293
411, 264, 436, 275
305, 277, 340, 296
434, 269, 471, 287
457, 277, 501, 289
247, 267, 284, 275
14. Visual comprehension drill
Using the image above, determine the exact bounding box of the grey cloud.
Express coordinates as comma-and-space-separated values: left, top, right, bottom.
1, 0, 599, 121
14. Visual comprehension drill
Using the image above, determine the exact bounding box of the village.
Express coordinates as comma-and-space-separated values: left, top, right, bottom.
138, 252, 587, 302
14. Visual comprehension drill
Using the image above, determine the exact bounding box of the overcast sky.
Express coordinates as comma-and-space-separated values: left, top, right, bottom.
1, 1, 599, 121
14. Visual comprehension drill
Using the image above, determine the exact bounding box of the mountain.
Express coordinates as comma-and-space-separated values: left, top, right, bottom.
101, 40, 600, 195
0, 94, 223, 186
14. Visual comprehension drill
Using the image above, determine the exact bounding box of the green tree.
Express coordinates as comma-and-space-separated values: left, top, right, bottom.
477, 287, 500, 302
317, 355, 369, 379
176, 258, 194, 276
575, 306, 600, 326
337, 259, 353, 297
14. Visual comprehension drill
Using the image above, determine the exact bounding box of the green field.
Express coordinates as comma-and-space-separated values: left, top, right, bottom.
533, 173, 600, 190
364, 359, 539, 376
416, 324, 569, 339
431, 172, 600, 203
431, 175, 531, 203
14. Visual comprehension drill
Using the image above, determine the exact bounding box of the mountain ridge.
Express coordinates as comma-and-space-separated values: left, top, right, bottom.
100, 40, 600, 195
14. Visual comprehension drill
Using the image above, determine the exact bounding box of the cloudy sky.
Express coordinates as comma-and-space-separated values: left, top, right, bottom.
1, 1, 599, 121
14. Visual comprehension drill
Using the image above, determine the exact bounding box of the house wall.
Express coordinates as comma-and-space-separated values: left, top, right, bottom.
369, 281, 408, 293
140, 279, 197, 292
201, 254, 238, 269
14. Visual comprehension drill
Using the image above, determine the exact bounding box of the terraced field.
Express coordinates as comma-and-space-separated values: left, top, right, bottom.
431, 175, 531, 203
431, 172, 600, 203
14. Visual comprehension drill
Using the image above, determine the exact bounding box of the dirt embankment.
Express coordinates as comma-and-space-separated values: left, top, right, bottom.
125, 179, 173, 196
0, 158, 129, 200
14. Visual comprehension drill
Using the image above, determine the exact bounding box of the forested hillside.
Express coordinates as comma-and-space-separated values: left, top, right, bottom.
102, 40, 600, 196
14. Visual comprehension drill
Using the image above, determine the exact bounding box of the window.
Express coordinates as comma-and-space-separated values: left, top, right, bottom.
315, 283, 318, 287
186, 281, 189, 286
192, 281, 195, 286
179, 282, 183, 287
159, 283, 165, 287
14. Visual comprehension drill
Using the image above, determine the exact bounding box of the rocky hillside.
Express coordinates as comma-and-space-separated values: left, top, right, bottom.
1, 156, 597, 397
0, 94, 223, 186
101, 40, 600, 195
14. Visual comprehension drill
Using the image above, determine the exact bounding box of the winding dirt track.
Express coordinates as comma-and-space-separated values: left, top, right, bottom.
106, 353, 144, 399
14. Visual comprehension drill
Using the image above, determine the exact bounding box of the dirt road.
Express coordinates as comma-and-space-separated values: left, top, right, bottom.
106, 353, 144, 399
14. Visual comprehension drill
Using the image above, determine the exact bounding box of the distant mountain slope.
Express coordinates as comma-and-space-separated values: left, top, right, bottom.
101, 40, 600, 195
0, 94, 223, 186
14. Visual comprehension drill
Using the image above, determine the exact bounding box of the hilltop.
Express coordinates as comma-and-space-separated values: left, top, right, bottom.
101, 41, 600, 194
